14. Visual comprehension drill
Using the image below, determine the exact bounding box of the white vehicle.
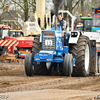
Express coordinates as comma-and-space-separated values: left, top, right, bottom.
22, 0, 52, 37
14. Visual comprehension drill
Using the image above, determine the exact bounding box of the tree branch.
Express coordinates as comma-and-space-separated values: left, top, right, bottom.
11, 0, 24, 10
0, 0, 7, 10
72, 0, 81, 10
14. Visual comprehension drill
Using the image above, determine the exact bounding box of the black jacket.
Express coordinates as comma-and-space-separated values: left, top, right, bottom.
58, 18, 67, 31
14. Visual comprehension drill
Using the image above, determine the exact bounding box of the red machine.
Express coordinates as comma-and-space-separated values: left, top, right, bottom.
0, 25, 19, 55
16, 37, 34, 58
0, 25, 33, 58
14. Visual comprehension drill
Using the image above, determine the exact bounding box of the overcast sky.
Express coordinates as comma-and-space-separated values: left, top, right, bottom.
46, 0, 54, 12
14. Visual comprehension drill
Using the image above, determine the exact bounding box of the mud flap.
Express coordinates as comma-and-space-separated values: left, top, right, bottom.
90, 40, 96, 75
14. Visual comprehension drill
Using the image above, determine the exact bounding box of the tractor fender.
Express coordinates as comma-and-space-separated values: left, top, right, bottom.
68, 31, 82, 44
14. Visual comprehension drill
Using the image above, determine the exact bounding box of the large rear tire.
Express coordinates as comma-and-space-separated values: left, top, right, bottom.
69, 36, 91, 77
32, 35, 51, 75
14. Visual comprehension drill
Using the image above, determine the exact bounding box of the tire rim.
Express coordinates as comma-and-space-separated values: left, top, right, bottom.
85, 44, 89, 72
32, 65, 34, 70
69, 55, 73, 75
46, 63, 51, 69
71, 58, 73, 74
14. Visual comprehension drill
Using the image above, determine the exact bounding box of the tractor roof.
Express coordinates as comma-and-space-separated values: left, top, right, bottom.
81, 17, 93, 20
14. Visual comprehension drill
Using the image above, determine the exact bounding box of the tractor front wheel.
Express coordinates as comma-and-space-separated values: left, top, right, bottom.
63, 53, 73, 76
25, 53, 34, 76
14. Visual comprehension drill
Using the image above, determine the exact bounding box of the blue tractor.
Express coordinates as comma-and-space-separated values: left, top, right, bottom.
25, 25, 96, 77
24, 0, 96, 77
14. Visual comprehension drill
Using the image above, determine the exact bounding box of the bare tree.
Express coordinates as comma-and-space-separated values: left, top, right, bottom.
24, 0, 28, 21
81, 0, 84, 16
64, 0, 81, 25
11, 0, 36, 21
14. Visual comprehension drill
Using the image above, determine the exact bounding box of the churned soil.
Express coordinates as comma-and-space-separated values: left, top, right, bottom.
0, 62, 100, 100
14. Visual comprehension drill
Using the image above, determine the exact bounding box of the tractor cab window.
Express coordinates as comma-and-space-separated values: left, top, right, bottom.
93, 14, 100, 27
10, 32, 21, 37
83, 19, 92, 32
75, 26, 83, 31
2, 29, 9, 39
75, 22, 83, 31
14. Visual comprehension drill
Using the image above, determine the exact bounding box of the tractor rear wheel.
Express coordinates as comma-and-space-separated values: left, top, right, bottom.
32, 35, 51, 75
63, 53, 73, 76
69, 35, 91, 77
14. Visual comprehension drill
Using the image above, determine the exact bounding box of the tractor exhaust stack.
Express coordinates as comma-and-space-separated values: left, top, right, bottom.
54, 0, 65, 30
55, 17, 57, 30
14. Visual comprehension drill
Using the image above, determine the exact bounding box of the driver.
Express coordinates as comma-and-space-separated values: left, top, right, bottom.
58, 13, 67, 31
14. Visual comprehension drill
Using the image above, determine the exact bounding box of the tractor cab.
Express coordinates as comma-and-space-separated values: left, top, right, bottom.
75, 14, 93, 32
92, 7, 100, 32
76, 7, 100, 32
82, 17, 92, 32
0, 25, 10, 39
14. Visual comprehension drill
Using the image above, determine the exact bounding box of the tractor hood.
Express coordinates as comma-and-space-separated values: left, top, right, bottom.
83, 32, 100, 43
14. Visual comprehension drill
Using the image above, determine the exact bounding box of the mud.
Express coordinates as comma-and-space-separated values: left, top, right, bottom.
0, 63, 100, 100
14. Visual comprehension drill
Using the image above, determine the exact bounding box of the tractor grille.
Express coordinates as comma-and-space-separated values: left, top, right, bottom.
43, 32, 55, 50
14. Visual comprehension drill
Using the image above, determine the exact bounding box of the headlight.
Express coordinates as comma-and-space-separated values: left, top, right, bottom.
46, 59, 51, 61
71, 32, 78, 37
35, 58, 40, 60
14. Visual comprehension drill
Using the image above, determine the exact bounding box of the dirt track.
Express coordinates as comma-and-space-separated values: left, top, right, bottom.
0, 63, 100, 100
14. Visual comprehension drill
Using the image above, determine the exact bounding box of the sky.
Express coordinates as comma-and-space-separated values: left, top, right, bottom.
46, 0, 54, 12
